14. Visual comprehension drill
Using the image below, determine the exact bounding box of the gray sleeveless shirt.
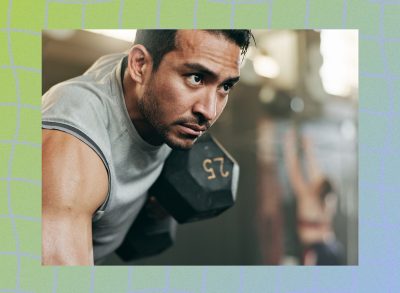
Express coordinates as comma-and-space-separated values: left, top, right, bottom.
42, 53, 171, 262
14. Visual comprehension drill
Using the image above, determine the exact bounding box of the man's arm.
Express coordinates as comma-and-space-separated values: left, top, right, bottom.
301, 135, 324, 185
283, 129, 309, 199
42, 129, 108, 265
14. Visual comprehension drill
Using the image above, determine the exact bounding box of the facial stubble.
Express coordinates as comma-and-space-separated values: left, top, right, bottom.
138, 78, 199, 150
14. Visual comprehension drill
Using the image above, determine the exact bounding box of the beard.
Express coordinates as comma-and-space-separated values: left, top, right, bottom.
138, 80, 204, 150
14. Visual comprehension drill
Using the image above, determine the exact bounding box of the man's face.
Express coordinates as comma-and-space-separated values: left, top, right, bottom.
139, 30, 241, 149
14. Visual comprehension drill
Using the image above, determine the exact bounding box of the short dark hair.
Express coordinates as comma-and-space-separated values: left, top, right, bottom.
133, 29, 254, 71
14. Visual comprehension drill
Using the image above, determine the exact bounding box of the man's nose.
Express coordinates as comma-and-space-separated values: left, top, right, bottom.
192, 89, 217, 123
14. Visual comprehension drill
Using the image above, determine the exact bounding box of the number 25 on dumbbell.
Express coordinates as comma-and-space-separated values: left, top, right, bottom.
203, 157, 230, 179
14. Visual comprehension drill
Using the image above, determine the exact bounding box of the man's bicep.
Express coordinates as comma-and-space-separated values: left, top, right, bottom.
42, 129, 108, 265
42, 129, 108, 212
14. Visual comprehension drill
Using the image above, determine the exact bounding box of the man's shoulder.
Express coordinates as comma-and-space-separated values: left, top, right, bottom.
84, 52, 126, 76
42, 76, 111, 137
43, 77, 108, 113
43, 52, 127, 110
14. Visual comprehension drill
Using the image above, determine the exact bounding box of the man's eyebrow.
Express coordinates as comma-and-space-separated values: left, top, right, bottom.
183, 63, 240, 84
225, 76, 240, 85
183, 63, 217, 77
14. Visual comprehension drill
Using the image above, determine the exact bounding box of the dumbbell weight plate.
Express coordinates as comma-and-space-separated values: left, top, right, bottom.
149, 133, 239, 223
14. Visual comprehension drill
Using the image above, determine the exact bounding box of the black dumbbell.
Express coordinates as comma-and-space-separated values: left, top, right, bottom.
149, 133, 239, 223
116, 197, 177, 261
116, 133, 239, 261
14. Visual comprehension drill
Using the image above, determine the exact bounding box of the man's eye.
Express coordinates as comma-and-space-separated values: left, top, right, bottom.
188, 74, 203, 85
222, 83, 233, 93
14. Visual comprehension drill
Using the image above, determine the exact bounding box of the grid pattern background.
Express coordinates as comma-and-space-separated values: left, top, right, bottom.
0, 0, 399, 292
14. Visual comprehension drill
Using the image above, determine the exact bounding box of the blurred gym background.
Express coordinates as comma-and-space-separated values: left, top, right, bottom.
42, 29, 358, 265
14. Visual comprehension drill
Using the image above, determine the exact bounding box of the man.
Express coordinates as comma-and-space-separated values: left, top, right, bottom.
42, 30, 253, 265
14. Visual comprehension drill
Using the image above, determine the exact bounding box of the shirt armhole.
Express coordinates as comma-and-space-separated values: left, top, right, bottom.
42, 121, 111, 221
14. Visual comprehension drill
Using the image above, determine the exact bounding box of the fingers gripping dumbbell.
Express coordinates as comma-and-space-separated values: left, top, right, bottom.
116, 196, 178, 261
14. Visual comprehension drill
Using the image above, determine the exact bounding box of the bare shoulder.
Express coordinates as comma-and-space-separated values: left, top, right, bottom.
42, 129, 108, 216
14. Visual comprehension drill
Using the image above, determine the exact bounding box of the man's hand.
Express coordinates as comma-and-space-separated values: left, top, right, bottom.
144, 196, 170, 220
42, 129, 108, 265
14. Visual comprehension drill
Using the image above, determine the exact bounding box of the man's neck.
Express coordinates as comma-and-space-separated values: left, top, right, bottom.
121, 65, 163, 146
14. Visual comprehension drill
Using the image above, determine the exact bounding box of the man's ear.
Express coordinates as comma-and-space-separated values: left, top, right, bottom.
128, 45, 152, 84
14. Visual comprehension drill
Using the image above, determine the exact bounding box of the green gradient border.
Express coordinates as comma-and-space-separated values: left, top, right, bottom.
1, 0, 399, 292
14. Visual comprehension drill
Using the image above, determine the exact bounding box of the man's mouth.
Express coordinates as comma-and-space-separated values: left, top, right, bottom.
178, 123, 207, 137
